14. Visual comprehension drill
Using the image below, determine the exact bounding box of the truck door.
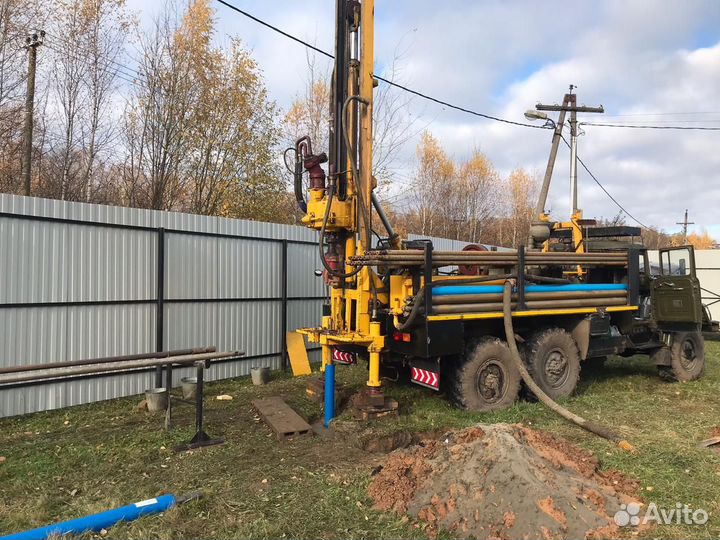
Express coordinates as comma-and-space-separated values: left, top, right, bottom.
651, 246, 702, 325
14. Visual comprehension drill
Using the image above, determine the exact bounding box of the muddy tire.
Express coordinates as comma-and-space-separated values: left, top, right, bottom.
524, 328, 581, 400
449, 338, 520, 412
658, 331, 705, 382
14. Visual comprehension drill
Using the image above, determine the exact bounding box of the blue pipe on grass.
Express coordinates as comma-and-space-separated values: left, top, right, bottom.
324, 363, 335, 428
432, 283, 627, 296
1, 494, 177, 540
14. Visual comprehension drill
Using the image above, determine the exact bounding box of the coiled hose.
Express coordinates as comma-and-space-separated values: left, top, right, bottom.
501, 280, 636, 453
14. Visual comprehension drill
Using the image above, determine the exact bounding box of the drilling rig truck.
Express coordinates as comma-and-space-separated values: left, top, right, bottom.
292, 0, 713, 418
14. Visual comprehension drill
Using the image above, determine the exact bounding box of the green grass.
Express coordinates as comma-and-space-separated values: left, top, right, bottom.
1, 344, 720, 539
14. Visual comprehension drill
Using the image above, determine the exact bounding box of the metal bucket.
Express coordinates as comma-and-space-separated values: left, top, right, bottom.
250, 366, 270, 386
180, 377, 197, 400
145, 387, 168, 412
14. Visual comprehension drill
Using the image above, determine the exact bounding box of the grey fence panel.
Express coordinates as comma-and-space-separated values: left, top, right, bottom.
0, 306, 67, 368
0, 194, 329, 418
0, 218, 67, 304
217, 238, 283, 299
165, 233, 219, 300
287, 242, 326, 298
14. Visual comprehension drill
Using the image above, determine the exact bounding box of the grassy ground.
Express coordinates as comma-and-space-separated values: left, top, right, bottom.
1, 344, 720, 539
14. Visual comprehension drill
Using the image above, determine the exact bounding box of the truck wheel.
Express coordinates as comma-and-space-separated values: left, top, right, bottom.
450, 338, 520, 411
524, 328, 581, 400
658, 331, 705, 382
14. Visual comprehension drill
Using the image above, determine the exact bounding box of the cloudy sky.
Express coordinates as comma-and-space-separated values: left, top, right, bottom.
127, 0, 720, 236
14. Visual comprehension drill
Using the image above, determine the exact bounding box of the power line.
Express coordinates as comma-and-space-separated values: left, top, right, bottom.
580, 122, 720, 131
43, 31, 143, 81
43, 42, 141, 87
214, 0, 551, 130
560, 135, 650, 230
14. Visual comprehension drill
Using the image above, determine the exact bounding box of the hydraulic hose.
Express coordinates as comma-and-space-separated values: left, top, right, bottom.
341, 95, 371, 249
501, 280, 636, 453
318, 181, 361, 279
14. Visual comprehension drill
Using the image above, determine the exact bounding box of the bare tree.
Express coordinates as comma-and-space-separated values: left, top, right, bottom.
123, 0, 200, 209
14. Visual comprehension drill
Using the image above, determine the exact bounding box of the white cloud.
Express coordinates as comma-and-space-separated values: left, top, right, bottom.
126, 0, 720, 235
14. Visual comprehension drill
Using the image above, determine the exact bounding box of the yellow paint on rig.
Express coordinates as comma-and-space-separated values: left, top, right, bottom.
426, 305, 638, 322
287, 332, 312, 376
301, 196, 354, 231
546, 209, 586, 277
296, 0, 386, 390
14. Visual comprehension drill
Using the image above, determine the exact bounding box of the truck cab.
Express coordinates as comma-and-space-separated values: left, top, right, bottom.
651, 246, 703, 328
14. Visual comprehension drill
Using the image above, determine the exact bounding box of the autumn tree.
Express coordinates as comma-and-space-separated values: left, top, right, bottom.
459, 149, 499, 242
502, 168, 538, 247
283, 50, 416, 191
123, 0, 283, 217
686, 230, 716, 249
409, 131, 454, 236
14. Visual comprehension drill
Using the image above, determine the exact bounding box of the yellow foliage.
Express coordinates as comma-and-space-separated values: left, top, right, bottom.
686, 230, 716, 249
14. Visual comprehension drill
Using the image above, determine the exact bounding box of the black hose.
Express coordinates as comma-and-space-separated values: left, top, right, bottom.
287, 145, 307, 213
341, 95, 371, 249
501, 280, 636, 453
318, 181, 362, 279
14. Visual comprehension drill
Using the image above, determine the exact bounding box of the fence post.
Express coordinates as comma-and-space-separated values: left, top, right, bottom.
281, 239, 288, 372
155, 228, 166, 387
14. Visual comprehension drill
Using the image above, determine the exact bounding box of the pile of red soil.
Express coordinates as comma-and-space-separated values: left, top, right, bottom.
368, 423, 639, 539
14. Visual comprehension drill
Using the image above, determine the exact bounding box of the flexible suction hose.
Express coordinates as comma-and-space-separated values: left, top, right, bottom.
501, 280, 636, 453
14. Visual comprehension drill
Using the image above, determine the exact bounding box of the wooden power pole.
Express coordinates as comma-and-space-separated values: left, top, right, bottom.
21, 30, 44, 197
676, 209, 694, 244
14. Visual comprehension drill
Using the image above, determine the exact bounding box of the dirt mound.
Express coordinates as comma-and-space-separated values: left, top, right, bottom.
368, 423, 639, 539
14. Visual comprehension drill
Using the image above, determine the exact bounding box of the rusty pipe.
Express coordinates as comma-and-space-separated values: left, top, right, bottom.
0, 347, 217, 375
0, 351, 242, 386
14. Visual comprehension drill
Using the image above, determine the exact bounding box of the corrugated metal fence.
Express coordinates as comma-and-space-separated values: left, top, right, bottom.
0, 194, 326, 418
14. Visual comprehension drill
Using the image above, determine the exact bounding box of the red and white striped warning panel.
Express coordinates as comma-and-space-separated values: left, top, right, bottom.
411, 367, 439, 389
332, 349, 356, 365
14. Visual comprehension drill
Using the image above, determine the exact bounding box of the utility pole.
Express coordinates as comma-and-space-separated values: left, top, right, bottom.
534, 85, 604, 216
676, 209, 694, 244
21, 30, 44, 197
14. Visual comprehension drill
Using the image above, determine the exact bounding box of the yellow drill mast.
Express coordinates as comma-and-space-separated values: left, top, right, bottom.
295, 0, 388, 397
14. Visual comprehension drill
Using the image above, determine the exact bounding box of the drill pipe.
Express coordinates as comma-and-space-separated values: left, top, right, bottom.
431, 290, 626, 304
362, 249, 626, 258
430, 297, 627, 314
0, 347, 218, 375
0, 351, 242, 385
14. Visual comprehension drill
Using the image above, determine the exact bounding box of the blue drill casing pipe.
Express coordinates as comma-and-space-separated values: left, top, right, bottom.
1, 494, 177, 540
324, 363, 335, 428
433, 283, 627, 296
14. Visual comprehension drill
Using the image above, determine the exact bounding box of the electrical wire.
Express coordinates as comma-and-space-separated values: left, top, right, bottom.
214, 0, 552, 131
42, 41, 142, 87
580, 122, 720, 131
560, 135, 651, 230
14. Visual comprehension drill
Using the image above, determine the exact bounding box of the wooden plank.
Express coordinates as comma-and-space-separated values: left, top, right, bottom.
287, 332, 312, 376
252, 397, 311, 440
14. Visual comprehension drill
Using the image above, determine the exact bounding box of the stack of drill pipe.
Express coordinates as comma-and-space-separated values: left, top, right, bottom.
409, 284, 628, 315
351, 249, 627, 267
0, 350, 242, 385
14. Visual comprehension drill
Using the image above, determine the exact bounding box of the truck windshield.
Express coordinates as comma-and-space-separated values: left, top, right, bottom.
660, 248, 692, 276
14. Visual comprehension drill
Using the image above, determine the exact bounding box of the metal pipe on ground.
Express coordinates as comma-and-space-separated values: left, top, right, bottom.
431, 297, 627, 314
0, 351, 242, 386
0, 347, 217, 375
